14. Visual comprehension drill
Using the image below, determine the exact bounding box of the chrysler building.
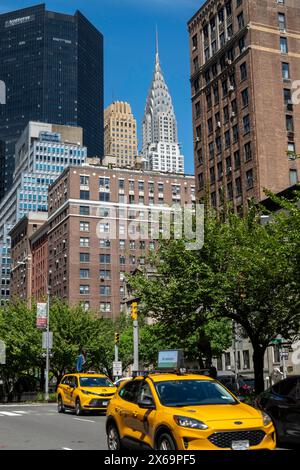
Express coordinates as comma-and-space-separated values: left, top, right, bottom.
142, 36, 184, 174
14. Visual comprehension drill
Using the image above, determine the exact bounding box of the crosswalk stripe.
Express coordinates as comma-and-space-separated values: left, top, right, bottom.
0, 411, 23, 416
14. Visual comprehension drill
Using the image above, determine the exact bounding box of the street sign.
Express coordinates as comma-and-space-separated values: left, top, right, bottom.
42, 332, 53, 349
280, 352, 289, 360
37, 303, 47, 329
113, 361, 122, 376
0, 340, 6, 364
76, 353, 86, 372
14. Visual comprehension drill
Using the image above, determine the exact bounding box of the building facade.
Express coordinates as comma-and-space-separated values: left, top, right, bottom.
9, 212, 48, 303
47, 165, 195, 318
188, 0, 300, 214
142, 42, 184, 174
0, 4, 103, 199
104, 102, 138, 168
0, 121, 87, 305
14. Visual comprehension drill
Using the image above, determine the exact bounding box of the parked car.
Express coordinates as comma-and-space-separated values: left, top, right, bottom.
256, 376, 300, 445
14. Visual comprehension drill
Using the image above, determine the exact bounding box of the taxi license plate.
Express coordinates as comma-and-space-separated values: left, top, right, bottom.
231, 440, 250, 450
102, 401, 108, 406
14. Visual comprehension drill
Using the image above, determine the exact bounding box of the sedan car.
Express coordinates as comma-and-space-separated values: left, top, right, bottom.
256, 376, 300, 446
106, 372, 276, 450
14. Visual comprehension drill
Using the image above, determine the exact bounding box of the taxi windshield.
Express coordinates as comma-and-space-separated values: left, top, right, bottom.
79, 377, 114, 388
155, 380, 237, 407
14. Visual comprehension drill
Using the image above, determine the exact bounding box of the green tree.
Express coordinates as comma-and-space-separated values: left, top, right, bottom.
128, 198, 300, 393
0, 302, 41, 400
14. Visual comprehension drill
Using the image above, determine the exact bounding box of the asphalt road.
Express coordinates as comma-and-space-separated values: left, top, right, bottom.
0, 404, 293, 451
0, 403, 107, 450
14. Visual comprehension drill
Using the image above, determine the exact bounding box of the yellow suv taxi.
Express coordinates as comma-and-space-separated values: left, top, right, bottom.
57, 373, 117, 415
106, 373, 276, 450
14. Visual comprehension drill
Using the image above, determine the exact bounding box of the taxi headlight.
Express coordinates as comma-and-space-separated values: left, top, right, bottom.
262, 412, 272, 426
174, 415, 208, 430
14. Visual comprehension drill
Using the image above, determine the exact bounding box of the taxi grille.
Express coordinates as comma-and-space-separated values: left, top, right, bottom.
89, 399, 110, 407
208, 430, 265, 449
100, 393, 115, 397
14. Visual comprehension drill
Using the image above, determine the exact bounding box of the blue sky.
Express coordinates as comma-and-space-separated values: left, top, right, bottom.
0, 0, 205, 174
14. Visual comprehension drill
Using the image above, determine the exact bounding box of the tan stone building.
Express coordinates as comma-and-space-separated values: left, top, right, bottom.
104, 101, 138, 168
188, 0, 300, 214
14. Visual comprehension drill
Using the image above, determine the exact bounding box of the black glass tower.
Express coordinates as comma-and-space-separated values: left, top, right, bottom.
0, 4, 104, 199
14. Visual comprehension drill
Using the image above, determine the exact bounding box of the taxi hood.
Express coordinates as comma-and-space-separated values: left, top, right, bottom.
176, 403, 262, 422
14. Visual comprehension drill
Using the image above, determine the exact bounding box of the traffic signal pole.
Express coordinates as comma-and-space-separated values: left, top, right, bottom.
133, 319, 139, 372
131, 302, 139, 372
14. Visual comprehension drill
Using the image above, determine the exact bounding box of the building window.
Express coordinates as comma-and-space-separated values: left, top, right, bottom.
246, 169, 254, 189
80, 253, 90, 263
211, 192, 217, 207
290, 169, 298, 185
80, 190, 90, 200
240, 62, 247, 81
198, 173, 204, 190
227, 182, 233, 200
80, 237, 90, 248
100, 302, 111, 313
216, 136, 222, 154
280, 37, 288, 54
99, 192, 110, 202
235, 177, 242, 197
210, 167, 216, 184
80, 221, 90, 232
286, 115, 294, 132
282, 62, 290, 80
100, 240, 111, 248
244, 142, 252, 161
80, 269, 90, 279
278, 12, 286, 31
100, 286, 111, 296
80, 285, 90, 295
223, 105, 229, 124
100, 254, 111, 264
241, 88, 249, 107
243, 114, 250, 134
225, 130, 231, 148
234, 150, 241, 169
208, 118, 213, 134
79, 206, 90, 216
119, 256, 126, 265
237, 12, 244, 29
233, 125, 239, 143
100, 270, 111, 280
195, 101, 201, 118
222, 79, 228, 97
80, 175, 89, 186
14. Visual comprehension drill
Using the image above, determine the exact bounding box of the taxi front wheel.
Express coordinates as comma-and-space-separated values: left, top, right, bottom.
75, 399, 83, 416
157, 433, 177, 450
57, 396, 65, 413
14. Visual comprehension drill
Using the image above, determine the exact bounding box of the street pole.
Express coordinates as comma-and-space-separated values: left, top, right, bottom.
114, 344, 119, 362
133, 319, 139, 372
233, 321, 238, 383
45, 289, 50, 401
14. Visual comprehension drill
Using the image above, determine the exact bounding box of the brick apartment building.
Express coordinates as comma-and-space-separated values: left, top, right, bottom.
46, 165, 195, 318
188, 0, 300, 214
9, 212, 48, 304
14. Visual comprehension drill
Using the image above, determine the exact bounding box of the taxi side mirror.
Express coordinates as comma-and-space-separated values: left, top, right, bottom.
138, 398, 155, 410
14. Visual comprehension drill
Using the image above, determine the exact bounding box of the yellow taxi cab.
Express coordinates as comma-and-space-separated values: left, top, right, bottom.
106, 372, 276, 450
57, 373, 117, 415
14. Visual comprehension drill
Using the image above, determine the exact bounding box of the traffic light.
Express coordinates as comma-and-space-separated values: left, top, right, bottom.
114, 332, 120, 345
131, 302, 138, 321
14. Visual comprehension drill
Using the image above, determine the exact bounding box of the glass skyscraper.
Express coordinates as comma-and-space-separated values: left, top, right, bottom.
0, 4, 104, 199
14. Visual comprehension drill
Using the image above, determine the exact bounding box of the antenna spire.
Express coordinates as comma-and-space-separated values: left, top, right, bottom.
155, 26, 159, 62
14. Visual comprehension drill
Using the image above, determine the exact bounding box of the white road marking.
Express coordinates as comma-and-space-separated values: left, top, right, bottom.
73, 417, 95, 423
0, 411, 23, 416
62, 447, 72, 450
